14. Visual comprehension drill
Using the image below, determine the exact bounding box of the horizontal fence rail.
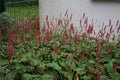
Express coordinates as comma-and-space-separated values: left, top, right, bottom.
6, 0, 39, 21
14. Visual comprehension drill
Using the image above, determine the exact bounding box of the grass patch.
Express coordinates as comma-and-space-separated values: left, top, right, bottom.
6, 5, 39, 21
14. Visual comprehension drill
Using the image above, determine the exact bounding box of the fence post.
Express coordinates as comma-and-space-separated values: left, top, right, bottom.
0, 0, 6, 13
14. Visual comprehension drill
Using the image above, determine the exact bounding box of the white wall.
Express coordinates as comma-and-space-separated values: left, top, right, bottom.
39, 0, 120, 28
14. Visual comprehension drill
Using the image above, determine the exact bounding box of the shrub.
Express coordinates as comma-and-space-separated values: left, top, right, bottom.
0, 12, 15, 41
0, 12, 15, 30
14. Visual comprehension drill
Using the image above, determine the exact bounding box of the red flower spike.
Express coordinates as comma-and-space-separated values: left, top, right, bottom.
54, 47, 59, 57
79, 53, 84, 60
110, 25, 113, 33
58, 19, 62, 25
27, 21, 32, 32
89, 66, 94, 74
46, 21, 50, 28
39, 67, 44, 74
7, 29, 18, 42
65, 32, 69, 40
97, 70, 101, 80
0, 33, 2, 43
8, 42, 15, 57
116, 20, 119, 27
82, 32, 86, 41
35, 16, 39, 24
0, 25, 2, 30
84, 17, 88, 29
13, 35, 18, 42
44, 31, 49, 41
64, 10, 68, 17
95, 52, 100, 58
70, 14, 73, 20
37, 35, 42, 44
80, 19, 82, 26
104, 26, 107, 31
118, 39, 120, 45
42, 26, 46, 32
82, 13, 85, 19
114, 64, 118, 72
74, 30, 80, 45
117, 24, 120, 33
106, 33, 110, 41
49, 30, 53, 40
70, 23, 74, 31
87, 24, 93, 34
50, 21, 53, 26
99, 30, 105, 37
14, 22, 19, 30
98, 44, 103, 51
46, 15, 48, 22
94, 31, 96, 35
109, 19, 111, 26
21, 35, 26, 41
67, 55, 71, 61
95, 37, 98, 42
108, 46, 112, 53
34, 29, 40, 37
76, 48, 78, 54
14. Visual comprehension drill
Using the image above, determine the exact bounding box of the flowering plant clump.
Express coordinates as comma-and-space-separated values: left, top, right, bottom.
0, 12, 120, 80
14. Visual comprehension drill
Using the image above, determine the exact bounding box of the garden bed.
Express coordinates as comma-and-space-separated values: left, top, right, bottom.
0, 14, 120, 80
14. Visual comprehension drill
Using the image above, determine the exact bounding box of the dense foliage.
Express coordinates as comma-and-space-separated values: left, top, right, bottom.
0, 13, 120, 80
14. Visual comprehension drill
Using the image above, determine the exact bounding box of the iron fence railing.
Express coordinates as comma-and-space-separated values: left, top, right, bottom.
6, 0, 39, 21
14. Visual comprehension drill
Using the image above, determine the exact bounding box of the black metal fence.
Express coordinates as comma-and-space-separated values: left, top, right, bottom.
6, 0, 39, 21
0, 0, 6, 13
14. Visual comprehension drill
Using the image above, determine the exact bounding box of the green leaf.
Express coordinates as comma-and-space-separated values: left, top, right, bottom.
111, 73, 120, 80
40, 74, 54, 80
58, 60, 66, 68
0, 57, 8, 66
56, 41, 60, 46
46, 62, 61, 71
101, 75, 109, 80
49, 40, 54, 44
0, 66, 5, 74
0, 77, 4, 80
82, 43, 87, 47
23, 74, 31, 80
23, 74, 41, 80
104, 62, 114, 75
33, 59, 38, 66
59, 70, 68, 76
71, 47, 76, 51
115, 50, 120, 58
75, 68, 85, 75
6, 70, 17, 80
88, 60, 95, 64
70, 63, 77, 71
110, 59, 117, 63
59, 52, 68, 58
67, 72, 74, 80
